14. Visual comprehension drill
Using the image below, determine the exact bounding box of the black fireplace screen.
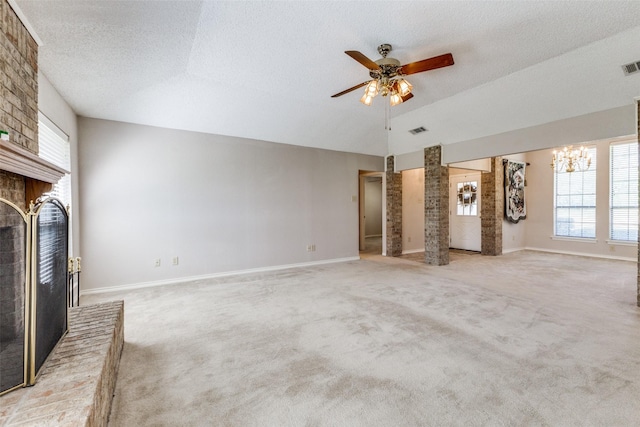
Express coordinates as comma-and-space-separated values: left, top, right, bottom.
0, 200, 27, 394
34, 199, 69, 375
0, 197, 69, 395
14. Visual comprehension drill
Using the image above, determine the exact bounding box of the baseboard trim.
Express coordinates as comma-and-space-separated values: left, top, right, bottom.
502, 247, 526, 254
401, 248, 425, 255
523, 246, 636, 262
81, 256, 360, 295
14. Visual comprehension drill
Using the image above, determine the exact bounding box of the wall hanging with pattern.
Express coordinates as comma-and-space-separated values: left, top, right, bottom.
504, 160, 526, 223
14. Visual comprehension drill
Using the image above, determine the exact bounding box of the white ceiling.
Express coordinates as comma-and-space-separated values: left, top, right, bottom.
14, 1, 640, 157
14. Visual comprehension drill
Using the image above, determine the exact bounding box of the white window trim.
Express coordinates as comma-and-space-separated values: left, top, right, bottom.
606, 239, 638, 247
608, 138, 638, 242
38, 112, 69, 142
549, 236, 598, 244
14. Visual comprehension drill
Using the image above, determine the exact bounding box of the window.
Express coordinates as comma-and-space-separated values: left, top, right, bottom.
554, 146, 596, 238
38, 113, 72, 253
456, 181, 478, 216
610, 141, 638, 241
38, 114, 71, 207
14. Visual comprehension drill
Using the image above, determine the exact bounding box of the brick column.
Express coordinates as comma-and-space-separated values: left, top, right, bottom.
424, 146, 449, 265
386, 156, 402, 256
481, 157, 503, 256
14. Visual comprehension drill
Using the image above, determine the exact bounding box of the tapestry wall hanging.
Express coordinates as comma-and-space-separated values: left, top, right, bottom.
504, 160, 526, 223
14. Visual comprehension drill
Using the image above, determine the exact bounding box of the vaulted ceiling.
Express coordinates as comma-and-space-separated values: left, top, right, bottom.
14, 1, 640, 156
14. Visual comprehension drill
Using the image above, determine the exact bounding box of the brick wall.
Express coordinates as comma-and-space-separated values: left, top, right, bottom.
0, 0, 38, 393
0, 0, 39, 209
385, 156, 402, 256
0, 170, 24, 208
424, 146, 449, 265
0, 201, 26, 393
481, 157, 503, 256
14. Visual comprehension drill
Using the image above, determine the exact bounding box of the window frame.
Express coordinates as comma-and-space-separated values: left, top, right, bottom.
553, 145, 597, 240
608, 140, 638, 243
37, 112, 72, 254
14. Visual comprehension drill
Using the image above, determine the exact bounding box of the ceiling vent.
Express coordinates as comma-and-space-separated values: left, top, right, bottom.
622, 61, 640, 76
409, 126, 428, 135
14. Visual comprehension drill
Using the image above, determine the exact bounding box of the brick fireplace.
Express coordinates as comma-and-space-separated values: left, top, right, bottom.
0, 0, 40, 210
0, 4, 124, 424
0, 0, 69, 396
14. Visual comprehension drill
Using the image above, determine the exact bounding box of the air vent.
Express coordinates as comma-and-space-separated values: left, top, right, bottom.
409, 126, 428, 135
622, 61, 640, 76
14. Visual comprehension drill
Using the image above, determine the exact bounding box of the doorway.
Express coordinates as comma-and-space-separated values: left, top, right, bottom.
359, 172, 384, 254
449, 172, 482, 251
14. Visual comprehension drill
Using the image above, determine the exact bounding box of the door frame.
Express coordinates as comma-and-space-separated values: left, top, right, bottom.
359, 171, 384, 252
449, 171, 482, 251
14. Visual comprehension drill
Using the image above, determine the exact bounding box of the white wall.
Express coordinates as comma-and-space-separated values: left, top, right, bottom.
77, 118, 383, 290
364, 178, 382, 236
524, 138, 636, 260
401, 168, 424, 253
38, 71, 79, 254
443, 105, 635, 164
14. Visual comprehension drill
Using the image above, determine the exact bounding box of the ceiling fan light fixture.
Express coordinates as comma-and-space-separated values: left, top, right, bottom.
364, 80, 379, 97
389, 92, 403, 106
397, 78, 412, 97
360, 93, 374, 106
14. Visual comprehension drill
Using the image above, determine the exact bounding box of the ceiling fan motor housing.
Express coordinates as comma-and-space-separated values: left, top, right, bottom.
371, 57, 401, 79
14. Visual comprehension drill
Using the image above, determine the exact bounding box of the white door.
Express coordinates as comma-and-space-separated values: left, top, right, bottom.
449, 173, 481, 251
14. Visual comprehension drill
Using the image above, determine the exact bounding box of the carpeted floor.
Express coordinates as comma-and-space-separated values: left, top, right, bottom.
83, 250, 640, 426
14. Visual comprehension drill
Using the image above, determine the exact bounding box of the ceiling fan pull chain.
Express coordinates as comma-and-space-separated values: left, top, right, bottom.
385, 101, 391, 130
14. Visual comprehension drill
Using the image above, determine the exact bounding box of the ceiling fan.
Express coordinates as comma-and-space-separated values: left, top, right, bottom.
331, 44, 454, 106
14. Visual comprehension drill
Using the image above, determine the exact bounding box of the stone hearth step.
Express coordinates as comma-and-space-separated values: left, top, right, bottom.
0, 301, 124, 426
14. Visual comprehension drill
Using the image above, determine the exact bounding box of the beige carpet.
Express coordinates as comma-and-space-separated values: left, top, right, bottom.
83, 251, 640, 426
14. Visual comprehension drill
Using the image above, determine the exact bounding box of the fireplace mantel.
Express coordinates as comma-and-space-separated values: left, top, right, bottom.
0, 139, 69, 206
0, 139, 67, 183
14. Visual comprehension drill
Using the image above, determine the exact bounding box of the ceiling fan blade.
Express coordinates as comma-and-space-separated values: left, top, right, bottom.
331, 81, 370, 98
401, 92, 414, 102
400, 53, 454, 75
345, 51, 381, 71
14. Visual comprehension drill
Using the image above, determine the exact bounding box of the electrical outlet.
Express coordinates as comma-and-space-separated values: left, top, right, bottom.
172, 256, 179, 265
408, 236, 411, 243
154, 259, 161, 267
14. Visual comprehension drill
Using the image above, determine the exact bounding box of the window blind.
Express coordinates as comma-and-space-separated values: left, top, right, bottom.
38, 113, 72, 255
554, 146, 597, 238
38, 115, 71, 208
609, 142, 638, 241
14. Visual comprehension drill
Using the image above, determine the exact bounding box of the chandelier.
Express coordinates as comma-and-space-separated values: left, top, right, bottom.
550, 145, 592, 173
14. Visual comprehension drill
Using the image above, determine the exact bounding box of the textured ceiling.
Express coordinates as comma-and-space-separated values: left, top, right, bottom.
14, 1, 640, 156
